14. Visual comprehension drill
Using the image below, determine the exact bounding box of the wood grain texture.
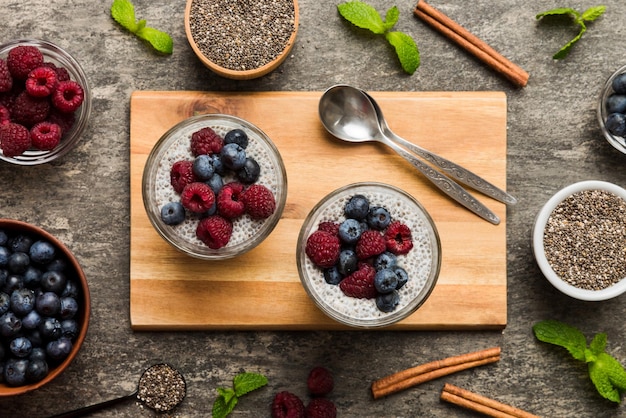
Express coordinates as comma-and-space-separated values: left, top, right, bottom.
129, 90, 508, 330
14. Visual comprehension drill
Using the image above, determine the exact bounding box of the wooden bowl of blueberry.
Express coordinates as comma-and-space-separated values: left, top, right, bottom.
0, 219, 90, 396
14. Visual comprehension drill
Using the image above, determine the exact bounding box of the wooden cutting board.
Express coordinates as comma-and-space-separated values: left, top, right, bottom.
129, 90, 508, 331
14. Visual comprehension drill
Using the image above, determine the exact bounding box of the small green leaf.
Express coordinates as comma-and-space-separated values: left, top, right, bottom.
233, 372, 268, 397
110, 0, 173, 54
536, 7, 579, 20
581, 5, 606, 22
111, 0, 138, 32
589, 353, 626, 403
383, 6, 399, 32
533, 320, 587, 361
337, 1, 386, 34
136, 26, 173, 54
589, 333, 608, 357
212, 390, 238, 418
385, 31, 420, 74
551, 25, 585, 59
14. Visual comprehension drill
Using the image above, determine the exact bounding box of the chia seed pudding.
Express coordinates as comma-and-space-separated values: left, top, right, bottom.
297, 183, 440, 327
143, 114, 287, 259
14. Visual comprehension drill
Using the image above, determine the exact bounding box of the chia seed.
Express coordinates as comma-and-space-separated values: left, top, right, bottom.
543, 189, 626, 290
188, 0, 296, 71
137, 363, 186, 413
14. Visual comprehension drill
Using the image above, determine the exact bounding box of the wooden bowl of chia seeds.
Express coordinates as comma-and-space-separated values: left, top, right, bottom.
532, 180, 626, 301
184, 0, 299, 80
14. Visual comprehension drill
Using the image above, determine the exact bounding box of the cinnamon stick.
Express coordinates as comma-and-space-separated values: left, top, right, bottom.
371, 347, 500, 399
441, 383, 540, 418
414, 0, 529, 88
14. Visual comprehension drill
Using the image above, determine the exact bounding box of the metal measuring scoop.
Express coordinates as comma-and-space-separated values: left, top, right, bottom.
48, 363, 186, 417
318, 84, 515, 225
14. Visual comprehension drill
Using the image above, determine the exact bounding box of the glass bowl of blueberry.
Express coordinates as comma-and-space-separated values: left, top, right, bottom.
296, 182, 441, 329
0, 218, 90, 396
0, 39, 92, 165
142, 114, 288, 260
598, 64, 626, 154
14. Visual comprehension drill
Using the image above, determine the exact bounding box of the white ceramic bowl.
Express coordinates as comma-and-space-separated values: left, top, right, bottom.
533, 180, 626, 301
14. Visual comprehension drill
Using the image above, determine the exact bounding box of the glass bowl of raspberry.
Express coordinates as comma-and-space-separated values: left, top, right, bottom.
0, 39, 92, 165
598, 64, 626, 155
296, 182, 441, 329
142, 114, 288, 260
0, 218, 90, 397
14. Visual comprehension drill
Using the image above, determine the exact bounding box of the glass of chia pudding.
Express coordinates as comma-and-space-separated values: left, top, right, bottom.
533, 180, 626, 301
297, 182, 441, 328
142, 114, 287, 260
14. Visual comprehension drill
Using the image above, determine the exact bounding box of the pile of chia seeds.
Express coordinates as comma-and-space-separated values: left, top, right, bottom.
137, 363, 186, 413
188, 0, 296, 71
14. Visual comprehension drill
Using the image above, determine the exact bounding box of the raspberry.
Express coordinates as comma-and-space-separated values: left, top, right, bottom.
384, 221, 414, 255
305, 230, 340, 268
241, 184, 276, 219
47, 108, 75, 134
0, 59, 13, 93
196, 215, 232, 249
170, 160, 197, 194
190, 127, 223, 156
271, 391, 305, 418
6, 46, 44, 80
317, 221, 339, 236
11, 91, 50, 127
0, 105, 10, 125
339, 262, 377, 299
30, 122, 62, 151
52, 80, 84, 113
0, 122, 31, 157
180, 182, 215, 213
355, 229, 386, 260
216, 182, 245, 219
305, 398, 337, 418
42, 62, 70, 82
25, 66, 57, 97
307, 367, 334, 396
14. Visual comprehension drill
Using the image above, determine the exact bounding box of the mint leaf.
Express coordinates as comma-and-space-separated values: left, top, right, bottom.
233, 372, 268, 397
533, 320, 587, 361
552, 25, 585, 60
536, 7, 579, 20
212, 389, 238, 418
582, 5, 607, 22
383, 6, 400, 32
110, 0, 173, 54
337, 1, 386, 34
589, 353, 626, 403
385, 31, 419, 74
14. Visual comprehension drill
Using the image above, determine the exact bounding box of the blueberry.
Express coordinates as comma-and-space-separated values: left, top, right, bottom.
39, 317, 62, 340
224, 128, 249, 148
206, 173, 224, 195
606, 94, 626, 114
9, 234, 33, 254
606, 113, 626, 137
10, 288, 35, 316
209, 154, 225, 175
59, 297, 78, 320
46, 337, 72, 361
220, 143, 246, 170
0, 292, 9, 315
374, 268, 398, 293
23, 266, 42, 289
41, 270, 67, 294
612, 73, 626, 94
376, 290, 400, 313
394, 266, 409, 289
338, 219, 363, 244
0, 312, 21, 337
36, 292, 60, 316
202, 200, 217, 217
160, 202, 186, 225
373, 251, 397, 271
10, 336, 32, 358
192, 154, 215, 180
26, 358, 48, 383
2, 274, 23, 294
344, 194, 370, 220
323, 266, 343, 285
29, 347, 47, 362
237, 157, 261, 184
46, 258, 68, 273
61, 280, 79, 298
29, 240, 56, 265
25, 329, 43, 347
0, 230, 7, 246
8, 252, 30, 274
60, 319, 79, 339
367, 206, 391, 230
4, 358, 28, 386
0, 269, 7, 289
337, 249, 358, 276
21, 310, 42, 330
0, 247, 10, 266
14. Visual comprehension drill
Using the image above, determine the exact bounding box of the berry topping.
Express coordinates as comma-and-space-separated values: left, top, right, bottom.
337, 218, 362, 244
374, 268, 398, 293
241, 184, 276, 219
367, 206, 392, 230
180, 182, 215, 213
271, 391, 305, 418
217, 182, 246, 219
11, 91, 50, 127
355, 229, 386, 260
305, 398, 337, 418
344, 194, 370, 220
317, 221, 340, 236
339, 262, 377, 299
307, 366, 334, 396
196, 215, 233, 249
192, 154, 215, 180
305, 230, 341, 268
25, 66, 57, 97
0, 59, 13, 93
170, 160, 197, 194
237, 157, 261, 184
52, 80, 84, 113
160, 202, 186, 225
220, 142, 246, 170
0, 122, 31, 157
30, 122, 62, 150
224, 128, 249, 148
190, 126, 223, 156
384, 221, 414, 255
376, 290, 400, 312
7, 46, 44, 80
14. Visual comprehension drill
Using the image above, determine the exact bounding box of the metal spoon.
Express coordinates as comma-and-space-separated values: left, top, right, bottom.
318, 84, 504, 225
47, 363, 186, 418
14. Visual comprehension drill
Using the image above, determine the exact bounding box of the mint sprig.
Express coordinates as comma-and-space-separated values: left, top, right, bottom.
536, 5, 606, 59
212, 372, 268, 418
110, 0, 173, 55
533, 320, 626, 403
337, 1, 420, 74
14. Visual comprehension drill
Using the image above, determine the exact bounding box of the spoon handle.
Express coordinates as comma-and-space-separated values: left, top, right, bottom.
47, 392, 137, 418
382, 138, 500, 225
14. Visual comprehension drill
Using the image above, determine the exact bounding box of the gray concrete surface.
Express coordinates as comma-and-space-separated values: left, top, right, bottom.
1, 0, 626, 416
